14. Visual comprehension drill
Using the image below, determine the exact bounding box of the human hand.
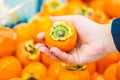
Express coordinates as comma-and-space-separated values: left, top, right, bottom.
35, 15, 118, 65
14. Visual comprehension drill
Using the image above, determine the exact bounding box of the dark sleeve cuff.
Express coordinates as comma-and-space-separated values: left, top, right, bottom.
111, 18, 120, 51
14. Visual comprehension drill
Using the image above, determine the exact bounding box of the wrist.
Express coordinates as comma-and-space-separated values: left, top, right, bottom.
103, 23, 118, 53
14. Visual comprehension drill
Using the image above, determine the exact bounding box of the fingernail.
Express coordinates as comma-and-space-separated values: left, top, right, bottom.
35, 43, 44, 49
37, 32, 45, 39
35, 43, 41, 49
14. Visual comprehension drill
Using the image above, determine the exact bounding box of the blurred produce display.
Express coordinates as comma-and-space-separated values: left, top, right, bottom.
0, 0, 42, 28
0, 0, 120, 80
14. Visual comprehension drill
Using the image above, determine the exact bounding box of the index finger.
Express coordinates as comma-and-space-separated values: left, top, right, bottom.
50, 15, 80, 23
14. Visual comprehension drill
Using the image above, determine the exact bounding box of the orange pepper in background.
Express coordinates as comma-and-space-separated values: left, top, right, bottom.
103, 63, 117, 80
48, 61, 66, 80
104, 0, 120, 18
0, 26, 17, 57
41, 53, 57, 68
96, 53, 120, 74
58, 65, 90, 80
0, 56, 22, 80
21, 62, 47, 80
91, 73, 105, 80
15, 40, 41, 67
13, 23, 33, 43
116, 61, 120, 80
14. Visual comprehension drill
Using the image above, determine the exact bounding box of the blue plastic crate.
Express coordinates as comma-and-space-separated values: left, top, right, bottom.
0, 0, 43, 28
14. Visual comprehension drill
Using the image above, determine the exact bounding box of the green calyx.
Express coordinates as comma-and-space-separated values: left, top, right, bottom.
76, 5, 94, 17
27, 77, 37, 80
50, 21, 73, 41
50, 1, 61, 9
67, 65, 87, 71
22, 73, 40, 80
24, 40, 40, 60
46, 0, 64, 12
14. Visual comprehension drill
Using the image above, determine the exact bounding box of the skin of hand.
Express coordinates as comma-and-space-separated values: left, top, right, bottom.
35, 15, 118, 65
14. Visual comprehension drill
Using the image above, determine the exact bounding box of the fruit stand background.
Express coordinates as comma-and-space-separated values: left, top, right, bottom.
0, 0, 43, 28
